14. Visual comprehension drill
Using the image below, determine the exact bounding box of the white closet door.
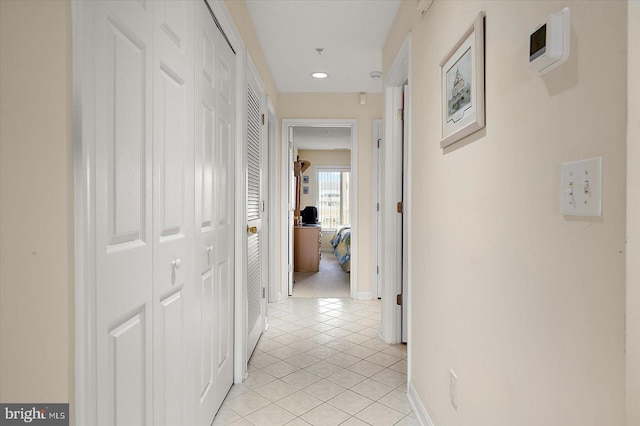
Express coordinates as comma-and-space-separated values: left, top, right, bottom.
194, 1, 236, 422
246, 68, 265, 359
151, 1, 195, 425
212, 25, 236, 415
94, 1, 154, 425
89, 2, 235, 425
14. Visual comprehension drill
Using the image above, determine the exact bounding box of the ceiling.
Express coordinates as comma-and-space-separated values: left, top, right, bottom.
244, 0, 402, 93
293, 126, 352, 150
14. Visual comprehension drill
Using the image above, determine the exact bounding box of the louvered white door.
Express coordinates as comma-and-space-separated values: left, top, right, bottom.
94, 1, 154, 425
246, 68, 264, 359
151, 1, 195, 425
194, 0, 236, 422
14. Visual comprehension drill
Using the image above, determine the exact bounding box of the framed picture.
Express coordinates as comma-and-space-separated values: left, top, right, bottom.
303, 175, 309, 184
440, 11, 485, 148
303, 186, 309, 195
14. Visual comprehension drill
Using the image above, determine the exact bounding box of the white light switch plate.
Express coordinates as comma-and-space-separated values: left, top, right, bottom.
561, 157, 602, 216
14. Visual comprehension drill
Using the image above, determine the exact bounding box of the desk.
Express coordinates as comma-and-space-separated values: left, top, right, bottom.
294, 226, 321, 272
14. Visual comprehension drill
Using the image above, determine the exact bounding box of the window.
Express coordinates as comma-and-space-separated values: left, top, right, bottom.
316, 168, 350, 229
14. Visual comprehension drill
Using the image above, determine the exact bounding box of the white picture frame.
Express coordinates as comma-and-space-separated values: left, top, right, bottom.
440, 11, 485, 148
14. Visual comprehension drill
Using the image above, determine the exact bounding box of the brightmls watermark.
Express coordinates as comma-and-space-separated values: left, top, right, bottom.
0, 404, 68, 425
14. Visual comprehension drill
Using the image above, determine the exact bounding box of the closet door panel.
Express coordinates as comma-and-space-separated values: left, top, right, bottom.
199, 269, 215, 400
212, 23, 236, 412
152, 1, 195, 425
194, 3, 218, 422
157, 290, 185, 426
94, 1, 154, 425
110, 311, 147, 426
194, 1, 236, 422
215, 257, 233, 377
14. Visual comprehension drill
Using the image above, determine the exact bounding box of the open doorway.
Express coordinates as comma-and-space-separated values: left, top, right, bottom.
293, 126, 352, 297
280, 119, 359, 300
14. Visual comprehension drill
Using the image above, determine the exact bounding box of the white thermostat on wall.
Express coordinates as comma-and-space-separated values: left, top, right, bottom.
529, 7, 570, 75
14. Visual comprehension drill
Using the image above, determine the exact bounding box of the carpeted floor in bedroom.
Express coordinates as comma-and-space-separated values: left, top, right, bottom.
292, 255, 350, 298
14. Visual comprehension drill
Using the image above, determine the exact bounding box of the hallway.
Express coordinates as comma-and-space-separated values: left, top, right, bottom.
214, 298, 414, 425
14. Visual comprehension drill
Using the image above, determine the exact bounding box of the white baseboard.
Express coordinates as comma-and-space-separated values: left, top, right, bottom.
357, 291, 373, 300
407, 381, 435, 426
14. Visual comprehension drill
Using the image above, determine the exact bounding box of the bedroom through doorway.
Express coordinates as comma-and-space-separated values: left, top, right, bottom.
288, 123, 355, 298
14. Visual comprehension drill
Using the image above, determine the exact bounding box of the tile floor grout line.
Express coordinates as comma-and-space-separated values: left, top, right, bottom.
216, 298, 414, 426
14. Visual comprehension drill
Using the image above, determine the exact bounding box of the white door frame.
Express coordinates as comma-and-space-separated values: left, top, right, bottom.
73, 2, 250, 423
72, 4, 96, 422
267, 99, 280, 303
279, 119, 359, 300
372, 119, 383, 299
286, 132, 294, 297
381, 34, 412, 347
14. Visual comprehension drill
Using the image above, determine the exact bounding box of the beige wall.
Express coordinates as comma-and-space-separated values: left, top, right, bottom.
279, 93, 382, 296
384, 1, 627, 425
627, 1, 639, 425
382, 0, 416, 76
225, 0, 278, 109
0, 0, 74, 414
298, 149, 351, 250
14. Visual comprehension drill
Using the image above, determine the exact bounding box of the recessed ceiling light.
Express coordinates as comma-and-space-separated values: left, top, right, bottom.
312, 72, 328, 79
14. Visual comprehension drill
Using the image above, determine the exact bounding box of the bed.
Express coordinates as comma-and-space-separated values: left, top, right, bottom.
330, 225, 351, 272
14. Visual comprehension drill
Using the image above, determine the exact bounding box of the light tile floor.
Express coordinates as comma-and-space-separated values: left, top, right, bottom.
214, 298, 418, 426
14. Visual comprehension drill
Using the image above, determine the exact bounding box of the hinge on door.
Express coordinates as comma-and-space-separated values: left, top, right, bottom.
377, 139, 381, 148
261, 200, 265, 212
397, 294, 402, 306
397, 202, 403, 214
377, 203, 380, 212
262, 114, 265, 125
377, 265, 379, 274
398, 109, 403, 121
262, 288, 266, 298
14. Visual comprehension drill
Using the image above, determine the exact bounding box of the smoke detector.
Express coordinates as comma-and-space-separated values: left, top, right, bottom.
369, 71, 382, 79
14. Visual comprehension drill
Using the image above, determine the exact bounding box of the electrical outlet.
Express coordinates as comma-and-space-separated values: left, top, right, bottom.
449, 369, 458, 410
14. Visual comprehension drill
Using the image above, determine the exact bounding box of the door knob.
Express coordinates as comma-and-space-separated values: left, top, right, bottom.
206, 245, 214, 253
247, 226, 258, 234
172, 258, 182, 269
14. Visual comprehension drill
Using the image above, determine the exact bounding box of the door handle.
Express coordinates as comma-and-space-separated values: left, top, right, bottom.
247, 226, 257, 234
172, 258, 182, 269
206, 245, 214, 266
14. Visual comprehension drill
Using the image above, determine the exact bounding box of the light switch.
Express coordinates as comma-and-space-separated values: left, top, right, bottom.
561, 157, 602, 216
